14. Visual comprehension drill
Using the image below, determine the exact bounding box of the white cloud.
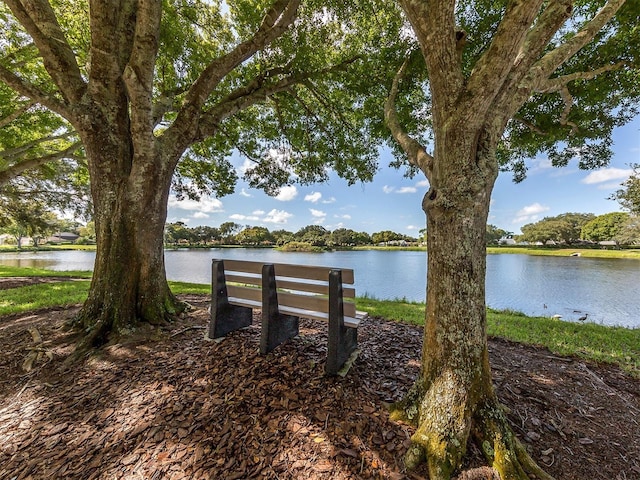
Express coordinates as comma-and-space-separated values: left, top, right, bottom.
168, 195, 224, 213
416, 179, 430, 188
322, 196, 337, 204
406, 225, 419, 230
275, 185, 298, 201
304, 192, 322, 203
237, 159, 254, 175
239, 188, 252, 197
334, 214, 351, 220
193, 212, 210, 219
529, 157, 553, 173
264, 209, 293, 224
310, 208, 327, 218
513, 202, 550, 224
383, 185, 417, 194
253, 209, 265, 215
582, 167, 632, 185
230, 214, 260, 221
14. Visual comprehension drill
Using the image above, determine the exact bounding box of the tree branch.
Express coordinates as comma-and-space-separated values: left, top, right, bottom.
465, 0, 545, 117
185, 0, 300, 111
512, 117, 547, 136
164, 0, 301, 155
488, 0, 573, 117
0, 64, 71, 118
537, 61, 627, 93
0, 141, 82, 186
3, 0, 86, 104
383, 58, 433, 177
400, 0, 464, 116
122, 0, 162, 149
530, 0, 626, 83
1, 132, 75, 159
0, 100, 36, 129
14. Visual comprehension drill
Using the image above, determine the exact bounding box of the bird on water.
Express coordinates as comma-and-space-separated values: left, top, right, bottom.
578, 313, 588, 322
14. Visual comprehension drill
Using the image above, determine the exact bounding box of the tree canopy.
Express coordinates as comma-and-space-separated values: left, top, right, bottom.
580, 211, 630, 242
519, 212, 596, 244
610, 163, 640, 215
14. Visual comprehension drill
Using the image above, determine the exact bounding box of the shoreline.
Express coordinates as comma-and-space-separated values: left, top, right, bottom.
2, 243, 640, 260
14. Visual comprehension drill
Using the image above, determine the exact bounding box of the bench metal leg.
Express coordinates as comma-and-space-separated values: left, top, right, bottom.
260, 264, 299, 354
326, 269, 358, 376
209, 260, 253, 339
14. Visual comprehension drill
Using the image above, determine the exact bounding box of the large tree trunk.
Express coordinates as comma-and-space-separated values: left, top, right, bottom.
391, 134, 552, 480
72, 120, 185, 350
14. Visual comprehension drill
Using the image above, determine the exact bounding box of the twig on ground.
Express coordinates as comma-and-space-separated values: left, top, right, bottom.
170, 325, 207, 338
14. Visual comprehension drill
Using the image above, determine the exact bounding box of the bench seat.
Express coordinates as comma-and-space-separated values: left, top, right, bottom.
209, 259, 366, 375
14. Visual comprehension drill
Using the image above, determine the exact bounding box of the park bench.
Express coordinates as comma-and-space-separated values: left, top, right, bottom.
208, 259, 368, 375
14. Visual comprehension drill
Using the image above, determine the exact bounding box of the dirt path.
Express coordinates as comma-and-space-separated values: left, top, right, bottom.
0, 292, 638, 479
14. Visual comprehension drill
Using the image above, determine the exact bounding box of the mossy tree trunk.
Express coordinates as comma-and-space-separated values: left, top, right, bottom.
389, 127, 551, 479
384, 1, 626, 476
73, 106, 184, 350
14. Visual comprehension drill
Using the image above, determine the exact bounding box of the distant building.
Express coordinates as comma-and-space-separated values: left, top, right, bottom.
47, 232, 80, 244
498, 236, 516, 245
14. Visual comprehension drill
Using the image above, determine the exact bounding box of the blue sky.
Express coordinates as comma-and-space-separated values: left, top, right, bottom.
167, 115, 640, 236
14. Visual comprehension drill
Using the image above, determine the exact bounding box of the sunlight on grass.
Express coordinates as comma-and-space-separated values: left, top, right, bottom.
0, 265, 92, 278
0, 272, 637, 377
0, 281, 91, 315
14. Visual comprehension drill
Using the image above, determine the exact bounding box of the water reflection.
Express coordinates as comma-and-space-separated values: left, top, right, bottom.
1, 249, 638, 328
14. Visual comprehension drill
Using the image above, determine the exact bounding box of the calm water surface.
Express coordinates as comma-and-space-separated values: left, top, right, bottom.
1, 249, 638, 328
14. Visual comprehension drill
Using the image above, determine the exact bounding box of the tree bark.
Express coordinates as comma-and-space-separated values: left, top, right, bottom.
72, 114, 184, 350
390, 130, 552, 480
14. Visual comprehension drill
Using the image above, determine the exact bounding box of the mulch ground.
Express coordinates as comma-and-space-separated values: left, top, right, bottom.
0, 280, 639, 480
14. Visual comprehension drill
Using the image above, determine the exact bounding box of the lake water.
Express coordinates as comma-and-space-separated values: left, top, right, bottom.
1, 249, 639, 328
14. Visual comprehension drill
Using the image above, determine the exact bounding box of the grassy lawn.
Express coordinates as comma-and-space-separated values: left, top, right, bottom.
486, 246, 640, 259
1, 266, 638, 377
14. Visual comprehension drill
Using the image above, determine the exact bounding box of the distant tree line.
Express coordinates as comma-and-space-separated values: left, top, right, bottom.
0, 199, 94, 247
515, 211, 638, 246
164, 221, 419, 248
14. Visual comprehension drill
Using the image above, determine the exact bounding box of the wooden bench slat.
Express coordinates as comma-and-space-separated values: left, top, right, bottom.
221, 259, 356, 285
224, 298, 363, 328
276, 291, 356, 317
227, 285, 262, 303
225, 273, 262, 286
274, 263, 354, 284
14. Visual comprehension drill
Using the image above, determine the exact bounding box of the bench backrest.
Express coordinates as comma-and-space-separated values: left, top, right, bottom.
221, 259, 357, 321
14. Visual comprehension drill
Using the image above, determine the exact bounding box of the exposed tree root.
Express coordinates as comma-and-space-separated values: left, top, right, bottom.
62, 294, 189, 366
391, 384, 555, 480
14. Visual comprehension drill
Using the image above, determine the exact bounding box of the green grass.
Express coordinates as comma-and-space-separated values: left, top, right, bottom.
0, 280, 91, 316
487, 308, 640, 377
487, 246, 640, 259
355, 294, 639, 377
168, 281, 211, 295
0, 265, 92, 278
1, 269, 638, 377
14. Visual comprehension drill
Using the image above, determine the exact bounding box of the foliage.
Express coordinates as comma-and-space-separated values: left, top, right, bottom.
486, 224, 509, 245
0, 79, 90, 218
0, 197, 61, 246
519, 213, 596, 244
581, 211, 630, 242
293, 225, 330, 246
236, 226, 275, 245
276, 240, 323, 252
610, 163, 640, 214
615, 215, 640, 245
